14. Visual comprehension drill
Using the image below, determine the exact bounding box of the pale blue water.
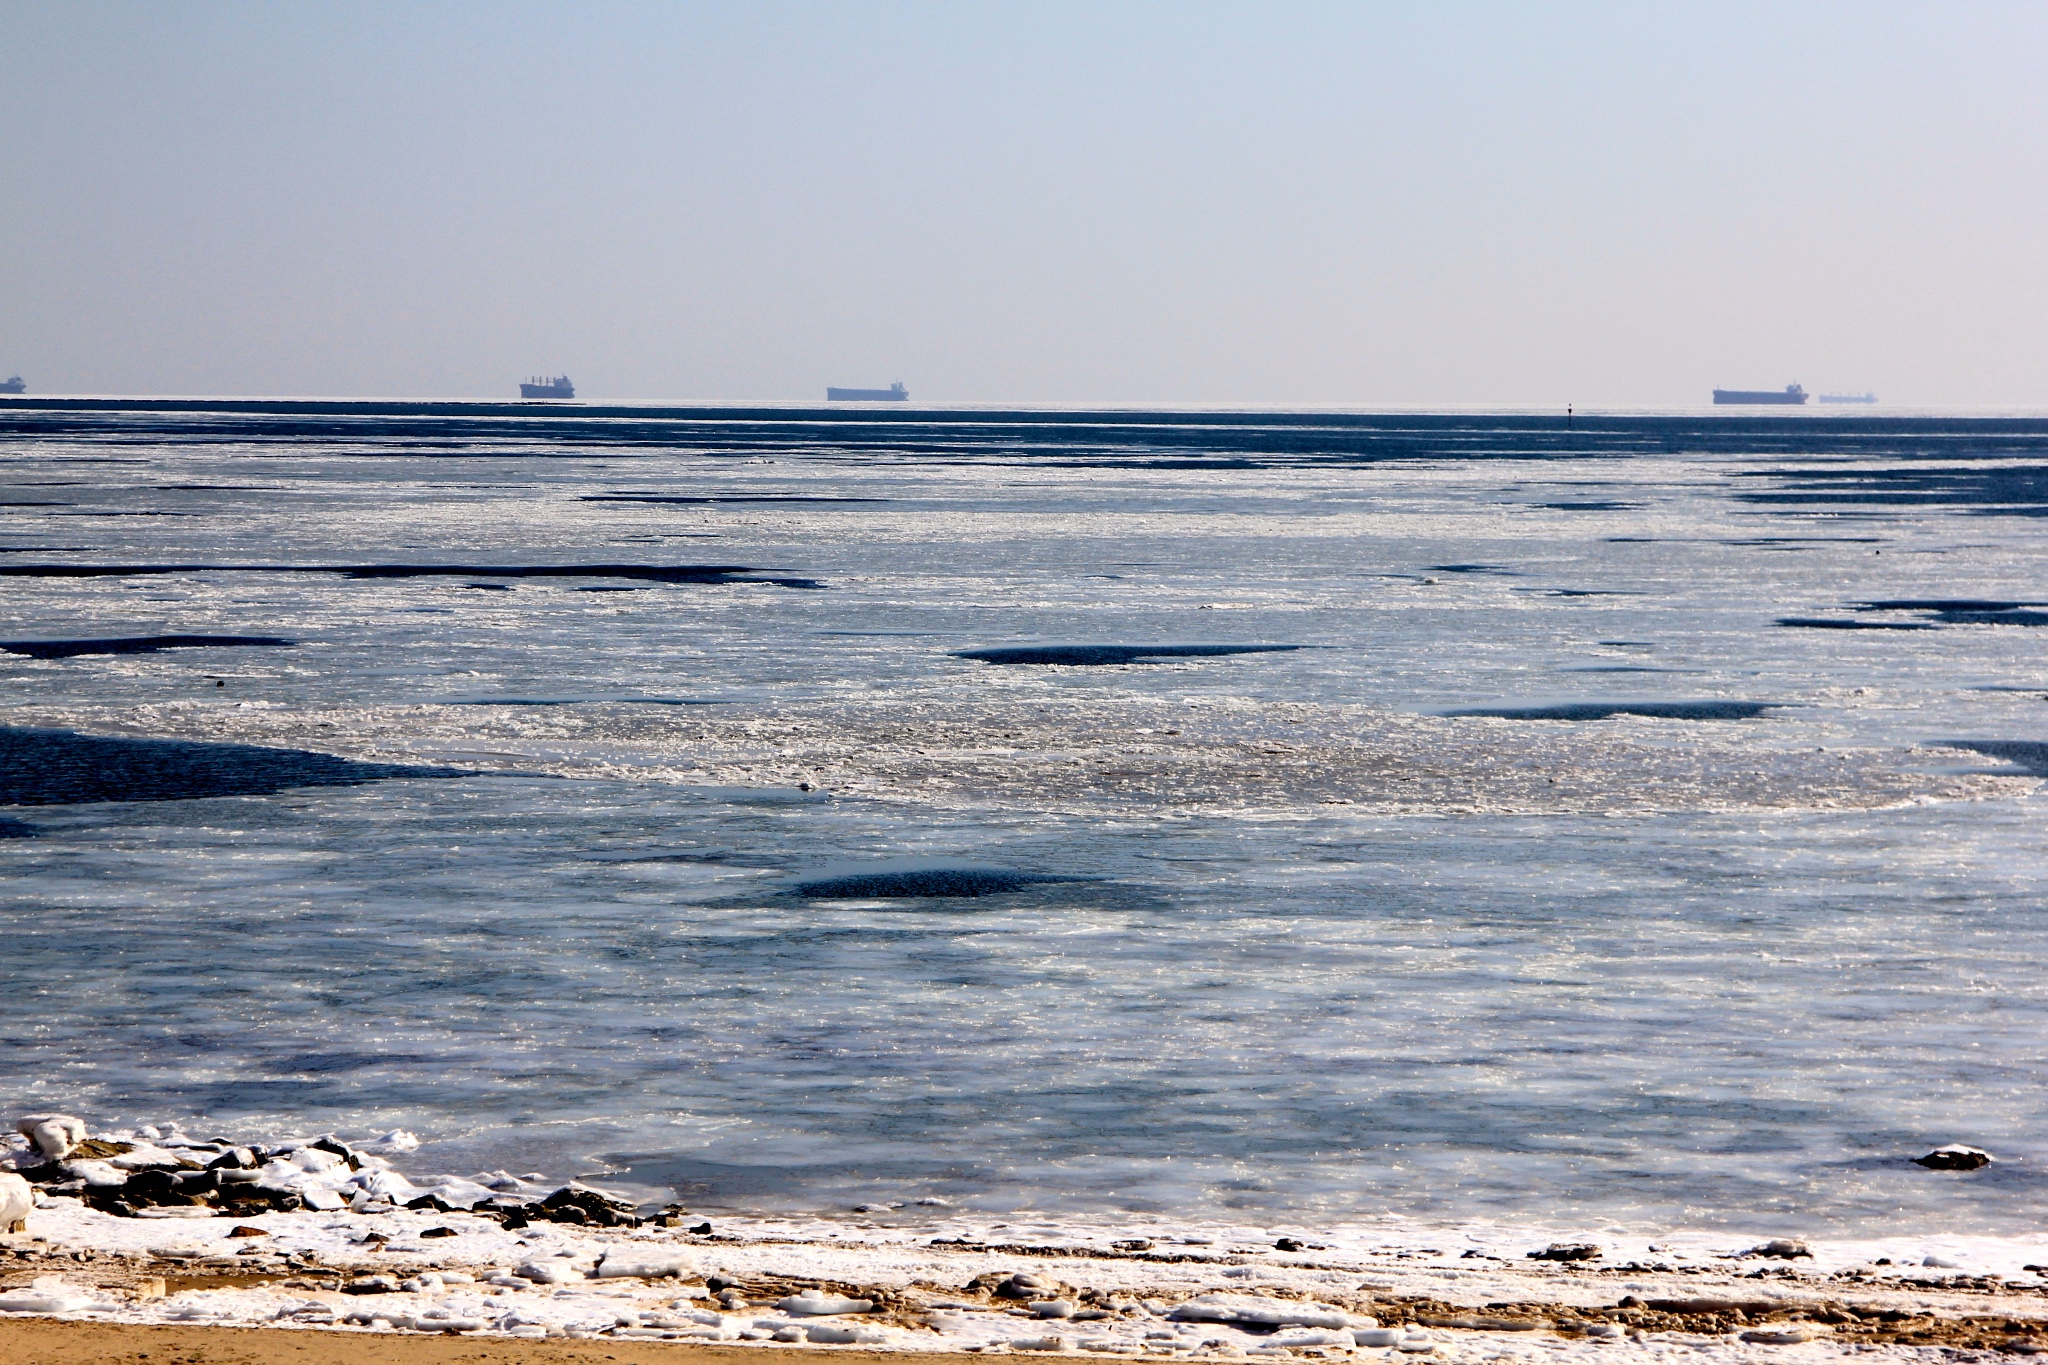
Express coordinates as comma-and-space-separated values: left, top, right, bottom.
2, 404, 2046, 1235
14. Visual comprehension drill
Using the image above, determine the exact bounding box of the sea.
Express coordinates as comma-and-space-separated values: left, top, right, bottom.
3, 400, 2046, 1245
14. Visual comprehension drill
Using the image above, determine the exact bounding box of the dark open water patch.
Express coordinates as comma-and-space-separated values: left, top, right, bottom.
1431, 563, 1517, 575
1738, 465, 2048, 517
0, 818, 41, 838
1781, 600, 2048, 630
1940, 741, 2048, 777
955, 643, 1304, 667
449, 696, 719, 707
1778, 618, 1939, 631
581, 494, 887, 505
1533, 500, 1638, 511
1931, 609, 2048, 626
790, 862, 1090, 899
1861, 599, 2041, 612
0, 634, 294, 659
1446, 701, 1782, 721
0, 727, 465, 806
1723, 536, 1886, 546
0, 562, 824, 589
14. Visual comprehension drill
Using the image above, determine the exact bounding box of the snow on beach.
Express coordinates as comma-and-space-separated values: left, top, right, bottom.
4, 1117, 2047, 1359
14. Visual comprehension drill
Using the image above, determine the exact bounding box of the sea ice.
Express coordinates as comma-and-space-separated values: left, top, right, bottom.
1168, 1295, 1352, 1329
0, 1276, 108, 1313
593, 1252, 693, 1278
0, 1173, 29, 1232
775, 1289, 875, 1315
15, 1114, 86, 1161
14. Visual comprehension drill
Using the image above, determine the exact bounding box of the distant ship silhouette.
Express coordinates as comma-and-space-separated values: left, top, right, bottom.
0, 377, 23, 395
1713, 383, 1806, 405
519, 375, 574, 400
827, 381, 908, 402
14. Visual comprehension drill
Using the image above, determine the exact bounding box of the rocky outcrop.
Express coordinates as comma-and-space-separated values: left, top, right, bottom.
7, 1114, 644, 1230
1915, 1145, 1994, 1171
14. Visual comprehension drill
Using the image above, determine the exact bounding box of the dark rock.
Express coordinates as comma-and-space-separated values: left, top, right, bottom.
310, 1137, 362, 1170
1275, 1238, 1305, 1252
205, 1147, 258, 1171
1113, 1240, 1153, 1252
1915, 1145, 1994, 1171
996, 1273, 1056, 1299
68, 1139, 134, 1160
1746, 1240, 1813, 1259
1530, 1243, 1603, 1262
173, 1169, 219, 1195
420, 1227, 457, 1238
124, 1170, 177, 1203
227, 1225, 269, 1238
689, 1222, 713, 1235
538, 1185, 640, 1227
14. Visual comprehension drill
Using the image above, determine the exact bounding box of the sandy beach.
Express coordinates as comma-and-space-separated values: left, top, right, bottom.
4, 1189, 2048, 1362
0, 1320, 938, 1364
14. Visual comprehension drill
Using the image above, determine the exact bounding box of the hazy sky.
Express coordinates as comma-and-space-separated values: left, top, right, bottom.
3, 1, 2044, 406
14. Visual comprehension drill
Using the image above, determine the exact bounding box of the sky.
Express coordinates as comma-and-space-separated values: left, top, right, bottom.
2, 1, 2044, 407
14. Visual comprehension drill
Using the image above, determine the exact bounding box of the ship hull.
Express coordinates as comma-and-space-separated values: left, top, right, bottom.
827, 387, 908, 401
520, 383, 574, 400
1713, 389, 1807, 405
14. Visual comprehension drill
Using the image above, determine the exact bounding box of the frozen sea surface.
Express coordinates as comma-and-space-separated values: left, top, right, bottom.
2, 402, 2047, 1237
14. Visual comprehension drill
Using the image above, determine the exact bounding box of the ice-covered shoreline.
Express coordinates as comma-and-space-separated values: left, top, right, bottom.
4, 1120, 2047, 1359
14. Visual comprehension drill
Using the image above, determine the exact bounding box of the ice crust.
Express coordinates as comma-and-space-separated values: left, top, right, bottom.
5, 408, 2048, 1243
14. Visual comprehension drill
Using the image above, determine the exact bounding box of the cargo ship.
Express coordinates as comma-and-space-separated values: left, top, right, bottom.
1819, 392, 1878, 404
827, 382, 908, 401
519, 375, 575, 399
1712, 383, 1807, 405
0, 377, 23, 395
